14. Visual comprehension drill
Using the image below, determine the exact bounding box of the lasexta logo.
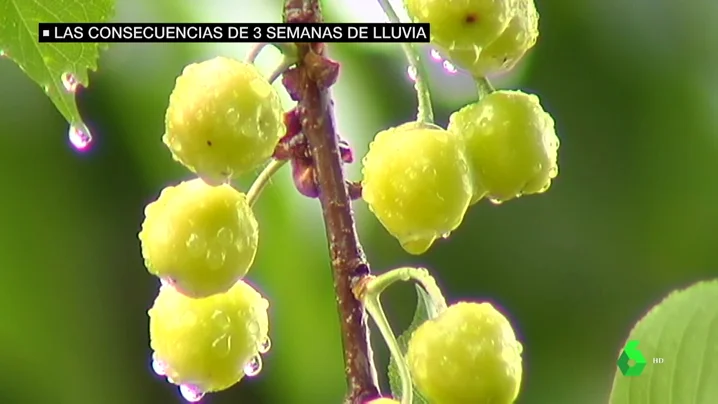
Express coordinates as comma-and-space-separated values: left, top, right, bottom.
617, 340, 647, 376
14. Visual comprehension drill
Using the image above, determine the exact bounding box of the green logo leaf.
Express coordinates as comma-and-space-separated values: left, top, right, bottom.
0, 0, 115, 140
609, 279, 718, 404
616, 340, 646, 376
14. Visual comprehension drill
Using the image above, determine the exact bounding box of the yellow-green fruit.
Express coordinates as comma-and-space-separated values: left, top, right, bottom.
450, 0, 539, 76
365, 399, 399, 404
139, 178, 259, 298
163, 56, 285, 184
406, 302, 523, 404
361, 122, 473, 254
448, 90, 558, 203
404, 0, 513, 56
149, 280, 270, 394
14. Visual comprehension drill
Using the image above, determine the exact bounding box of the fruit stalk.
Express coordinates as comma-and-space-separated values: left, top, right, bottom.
282, 0, 381, 403
475, 77, 495, 99
375, 0, 434, 123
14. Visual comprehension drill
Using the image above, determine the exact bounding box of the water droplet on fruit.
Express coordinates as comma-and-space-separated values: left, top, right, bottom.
400, 236, 434, 255
429, 48, 442, 61
407, 66, 417, 82
258, 336, 271, 353
216, 228, 234, 245
442, 60, 457, 74
161, 277, 177, 287
42, 84, 50, 93
211, 310, 232, 330
0, 49, 6, 57
548, 166, 558, 178
246, 320, 261, 337
151, 355, 167, 376
226, 107, 240, 124
243, 355, 262, 377
489, 198, 503, 205
69, 123, 92, 151
61, 72, 79, 92
206, 249, 226, 270
179, 384, 204, 402
186, 233, 206, 257
212, 334, 232, 356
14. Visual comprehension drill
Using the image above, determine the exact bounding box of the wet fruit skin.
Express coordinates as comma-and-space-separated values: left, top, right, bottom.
404, 0, 513, 54
139, 178, 259, 298
406, 302, 523, 404
447, 90, 559, 203
361, 122, 474, 254
365, 399, 399, 404
163, 56, 285, 185
450, 0, 539, 76
149, 280, 270, 393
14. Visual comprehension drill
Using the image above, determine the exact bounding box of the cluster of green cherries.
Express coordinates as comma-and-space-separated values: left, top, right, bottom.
363, 0, 557, 255
139, 56, 282, 402
138, 0, 555, 402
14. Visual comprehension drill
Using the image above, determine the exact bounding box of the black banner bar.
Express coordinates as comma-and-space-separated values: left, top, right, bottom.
38, 23, 431, 43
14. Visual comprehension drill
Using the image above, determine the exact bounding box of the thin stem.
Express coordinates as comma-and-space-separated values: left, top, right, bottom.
365, 267, 448, 319
358, 267, 448, 403
246, 43, 299, 64
246, 159, 286, 207
363, 294, 413, 404
375, 0, 434, 123
270, 43, 299, 59
404, 43, 434, 123
245, 43, 268, 63
475, 76, 495, 99
266, 57, 296, 83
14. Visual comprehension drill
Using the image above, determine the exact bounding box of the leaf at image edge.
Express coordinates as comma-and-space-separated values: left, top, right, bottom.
387, 285, 431, 404
0, 0, 115, 127
609, 279, 718, 404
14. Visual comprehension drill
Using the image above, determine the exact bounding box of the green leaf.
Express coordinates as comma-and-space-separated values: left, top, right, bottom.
609, 279, 718, 404
0, 0, 114, 132
387, 285, 432, 404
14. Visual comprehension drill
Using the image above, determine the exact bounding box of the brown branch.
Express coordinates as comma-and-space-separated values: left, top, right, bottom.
282, 1, 381, 403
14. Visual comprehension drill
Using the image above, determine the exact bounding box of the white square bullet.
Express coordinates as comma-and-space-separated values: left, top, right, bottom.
42, 30, 49, 37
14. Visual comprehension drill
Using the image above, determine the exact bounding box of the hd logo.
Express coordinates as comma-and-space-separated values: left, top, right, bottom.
617, 340, 647, 376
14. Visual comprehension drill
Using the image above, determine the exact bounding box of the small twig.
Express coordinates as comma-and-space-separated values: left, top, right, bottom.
475, 76, 496, 99
270, 43, 300, 59
245, 43, 268, 63
266, 57, 297, 83
353, 267, 449, 403
347, 181, 362, 200
361, 277, 413, 404
246, 159, 287, 206
291, 158, 319, 198
357, 267, 448, 317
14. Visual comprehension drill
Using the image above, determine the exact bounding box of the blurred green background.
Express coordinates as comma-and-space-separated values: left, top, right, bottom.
1, 0, 717, 403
